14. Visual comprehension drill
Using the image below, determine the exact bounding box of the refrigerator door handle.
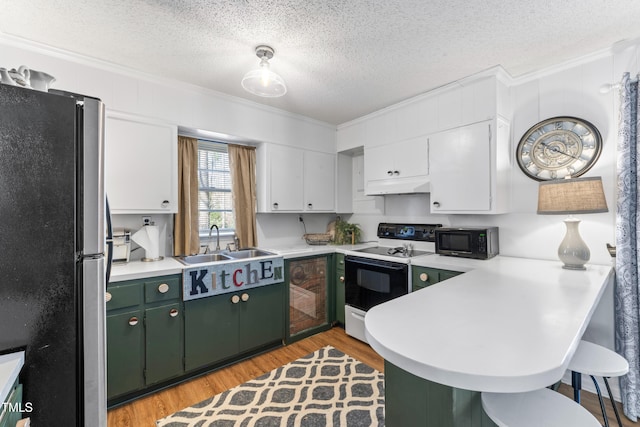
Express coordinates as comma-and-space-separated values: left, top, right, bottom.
105, 196, 113, 286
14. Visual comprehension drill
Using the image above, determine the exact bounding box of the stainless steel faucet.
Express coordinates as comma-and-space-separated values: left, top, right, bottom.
234, 234, 241, 250
209, 224, 220, 252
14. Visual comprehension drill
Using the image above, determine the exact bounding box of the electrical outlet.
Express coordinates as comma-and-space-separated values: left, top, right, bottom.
142, 216, 152, 226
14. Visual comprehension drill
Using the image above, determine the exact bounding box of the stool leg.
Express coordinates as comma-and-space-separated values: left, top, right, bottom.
572, 370, 582, 403
603, 377, 624, 427
590, 375, 610, 427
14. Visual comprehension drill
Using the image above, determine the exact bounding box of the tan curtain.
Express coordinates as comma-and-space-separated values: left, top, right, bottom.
228, 144, 258, 248
173, 136, 200, 255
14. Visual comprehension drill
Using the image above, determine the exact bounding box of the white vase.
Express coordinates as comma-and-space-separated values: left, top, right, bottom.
558, 217, 589, 270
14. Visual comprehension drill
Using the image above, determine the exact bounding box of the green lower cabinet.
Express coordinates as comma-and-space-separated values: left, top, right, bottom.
184, 283, 285, 372
106, 308, 145, 398
106, 274, 184, 403
184, 292, 240, 371
239, 283, 285, 352
335, 253, 345, 326
412, 266, 463, 291
385, 361, 497, 427
0, 382, 23, 427
145, 302, 184, 385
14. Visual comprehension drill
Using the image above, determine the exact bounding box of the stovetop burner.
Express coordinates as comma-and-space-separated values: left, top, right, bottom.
352, 222, 442, 259
354, 246, 433, 258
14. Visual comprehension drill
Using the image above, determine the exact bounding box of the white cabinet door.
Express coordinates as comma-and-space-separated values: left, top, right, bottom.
364, 137, 429, 195
393, 137, 429, 179
364, 144, 395, 182
268, 145, 304, 211
429, 121, 491, 212
105, 113, 178, 214
303, 151, 335, 211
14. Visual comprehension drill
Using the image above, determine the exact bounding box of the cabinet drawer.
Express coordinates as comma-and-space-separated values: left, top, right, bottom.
144, 276, 181, 303
412, 266, 440, 290
106, 282, 142, 310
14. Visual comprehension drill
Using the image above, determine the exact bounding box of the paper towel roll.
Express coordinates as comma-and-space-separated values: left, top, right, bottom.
132, 225, 163, 261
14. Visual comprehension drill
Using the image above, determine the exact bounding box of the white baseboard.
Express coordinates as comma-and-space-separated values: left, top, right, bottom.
561, 370, 622, 402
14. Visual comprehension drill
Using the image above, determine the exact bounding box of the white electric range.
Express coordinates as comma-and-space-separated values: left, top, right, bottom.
343, 223, 441, 342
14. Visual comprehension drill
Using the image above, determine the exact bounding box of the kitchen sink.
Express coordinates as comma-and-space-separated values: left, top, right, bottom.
176, 253, 233, 265
225, 248, 276, 259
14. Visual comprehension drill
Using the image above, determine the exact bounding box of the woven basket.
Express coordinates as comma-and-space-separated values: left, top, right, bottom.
303, 233, 332, 245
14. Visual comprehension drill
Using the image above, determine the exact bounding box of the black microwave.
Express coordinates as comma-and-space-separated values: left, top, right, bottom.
435, 227, 499, 259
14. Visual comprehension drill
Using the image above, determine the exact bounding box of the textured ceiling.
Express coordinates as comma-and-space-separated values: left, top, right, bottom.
2, 0, 640, 125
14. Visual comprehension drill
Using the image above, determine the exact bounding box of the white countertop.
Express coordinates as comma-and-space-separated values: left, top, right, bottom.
110, 257, 185, 282
364, 256, 614, 393
109, 244, 373, 282
0, 351, 24, 405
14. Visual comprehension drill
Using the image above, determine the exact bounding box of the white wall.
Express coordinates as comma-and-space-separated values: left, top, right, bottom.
0, 35, 338, 254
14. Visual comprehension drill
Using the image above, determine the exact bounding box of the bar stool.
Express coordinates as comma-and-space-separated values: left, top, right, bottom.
482, 388, 601, 427
569, 340, 629, 427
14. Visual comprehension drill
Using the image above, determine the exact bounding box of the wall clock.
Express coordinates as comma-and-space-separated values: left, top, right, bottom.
516, 116, 602, 181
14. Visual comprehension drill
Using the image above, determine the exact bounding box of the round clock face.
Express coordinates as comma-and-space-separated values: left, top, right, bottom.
516, 116, 603, 181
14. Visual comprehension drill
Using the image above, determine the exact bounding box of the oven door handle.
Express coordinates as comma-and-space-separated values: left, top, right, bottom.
346, 258, 406, 271
351, 311, 366, 321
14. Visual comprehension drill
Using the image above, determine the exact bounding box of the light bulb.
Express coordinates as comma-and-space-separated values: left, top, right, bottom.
260, 59, 270, 87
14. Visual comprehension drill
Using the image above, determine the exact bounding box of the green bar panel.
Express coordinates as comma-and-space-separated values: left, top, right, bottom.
385, 361, 498, 427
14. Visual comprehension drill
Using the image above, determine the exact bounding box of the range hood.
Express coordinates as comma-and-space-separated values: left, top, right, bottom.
365, 176, 431, 195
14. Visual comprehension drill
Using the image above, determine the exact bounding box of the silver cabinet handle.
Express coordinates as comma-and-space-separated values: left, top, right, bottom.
241, 293, 250, 302
161, 200, 170, 208
393, 170, 400, 176
273, 202, 279, 209
169, 308, 179, 318
231, 295, 240, 304
128, 317, 139, 326
105, 292, 112, 302
433, 201, 440, 207
419, 273, 429, 282
158, 283, 169, 293
339, 276, 345, 283
307, 203, 313, 209
387, 170, 393, 176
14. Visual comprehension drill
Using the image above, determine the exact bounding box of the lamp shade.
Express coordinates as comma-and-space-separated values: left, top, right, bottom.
537, 176, 608, 215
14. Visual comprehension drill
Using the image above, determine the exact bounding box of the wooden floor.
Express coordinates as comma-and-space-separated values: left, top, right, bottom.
107, 327, 636, 426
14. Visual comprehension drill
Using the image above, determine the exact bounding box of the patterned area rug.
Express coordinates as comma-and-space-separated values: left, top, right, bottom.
156, 346, 385, 427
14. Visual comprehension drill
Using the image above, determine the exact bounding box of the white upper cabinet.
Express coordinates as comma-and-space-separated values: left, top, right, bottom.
257, 144, 335, 212
303, 150, 336, 211
429, 118, 510, 214
364, 137, 429, 195
105, 112, 178, 214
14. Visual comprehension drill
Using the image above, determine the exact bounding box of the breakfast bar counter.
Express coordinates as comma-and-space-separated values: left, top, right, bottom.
364, 256, 614, 426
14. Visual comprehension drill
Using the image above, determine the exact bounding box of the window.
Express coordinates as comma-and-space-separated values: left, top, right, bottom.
197, 141, 234, 235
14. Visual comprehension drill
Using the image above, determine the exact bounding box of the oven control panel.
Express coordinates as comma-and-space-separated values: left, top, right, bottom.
377, 223, 442, 242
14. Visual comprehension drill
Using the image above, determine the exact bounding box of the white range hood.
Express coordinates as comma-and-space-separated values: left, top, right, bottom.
365, 176, 430, 195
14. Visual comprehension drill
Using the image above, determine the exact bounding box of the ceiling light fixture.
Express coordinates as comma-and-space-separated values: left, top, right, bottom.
241, 45, 287, 98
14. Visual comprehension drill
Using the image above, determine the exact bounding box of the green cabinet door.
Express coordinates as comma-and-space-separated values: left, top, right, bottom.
145, 302, 184, 385
106, 308, 145, 399
184, 294, 239, 372
335, 253, 345, 325
239, 283, 285, 353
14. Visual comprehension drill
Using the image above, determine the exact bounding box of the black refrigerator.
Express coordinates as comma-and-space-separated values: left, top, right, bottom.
0, 83, 107, 425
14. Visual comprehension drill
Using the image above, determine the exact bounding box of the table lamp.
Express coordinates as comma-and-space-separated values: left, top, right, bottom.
537, 177, 608, 270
